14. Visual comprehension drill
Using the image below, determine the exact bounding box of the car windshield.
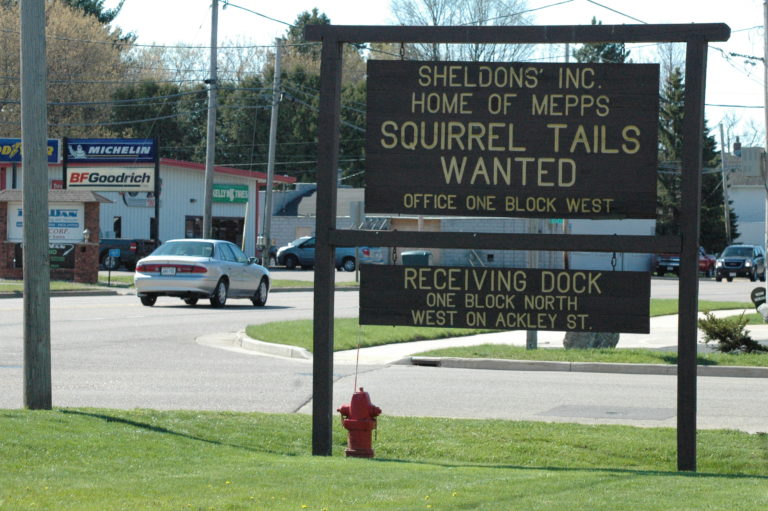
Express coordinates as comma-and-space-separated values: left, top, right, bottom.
289, 237, 311, 246
151, 241, 214, 258
721, 246, 752, 258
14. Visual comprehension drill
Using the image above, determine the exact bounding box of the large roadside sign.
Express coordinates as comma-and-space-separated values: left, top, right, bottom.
360, 264, 650, 333
365, 61, 659, 218
63, 138, 157, 192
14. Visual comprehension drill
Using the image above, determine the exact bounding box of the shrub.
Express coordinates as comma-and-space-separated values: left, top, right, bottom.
697, 311, 768, 353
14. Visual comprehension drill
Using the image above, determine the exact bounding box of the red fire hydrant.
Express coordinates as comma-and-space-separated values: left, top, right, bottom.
337, 387, 382, 458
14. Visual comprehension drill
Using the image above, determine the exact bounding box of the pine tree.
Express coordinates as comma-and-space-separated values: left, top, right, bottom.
656, 67, 738, 252
572, 17, 631, 64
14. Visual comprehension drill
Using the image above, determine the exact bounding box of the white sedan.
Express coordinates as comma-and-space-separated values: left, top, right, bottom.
134, 239, 270, 308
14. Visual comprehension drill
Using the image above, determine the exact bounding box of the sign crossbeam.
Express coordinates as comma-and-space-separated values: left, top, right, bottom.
306, 23, 730, 44
329, 229, 680, 254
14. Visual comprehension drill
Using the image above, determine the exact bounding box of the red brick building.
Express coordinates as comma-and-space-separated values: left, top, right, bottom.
0, 189, 110, 283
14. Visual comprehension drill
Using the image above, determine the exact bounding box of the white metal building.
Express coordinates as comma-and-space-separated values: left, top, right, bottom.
0, 158, 295, 256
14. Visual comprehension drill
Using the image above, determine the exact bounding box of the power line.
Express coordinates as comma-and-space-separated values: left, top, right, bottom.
222, 1, 294, 28
584, 0, 647, 24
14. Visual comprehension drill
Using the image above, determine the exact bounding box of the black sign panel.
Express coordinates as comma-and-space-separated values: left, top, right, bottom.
14, 243, 76, 269
366, 60, 659, 218
360, 265, 650, 333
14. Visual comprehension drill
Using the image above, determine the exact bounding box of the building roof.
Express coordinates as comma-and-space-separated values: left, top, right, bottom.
159, 159, 296, 185
297, 188, 364, 217
0, 189, 112, 203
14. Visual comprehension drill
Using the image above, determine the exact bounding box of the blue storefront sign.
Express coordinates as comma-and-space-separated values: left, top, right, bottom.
65, 138, 156, 163
0, 138, 60, 163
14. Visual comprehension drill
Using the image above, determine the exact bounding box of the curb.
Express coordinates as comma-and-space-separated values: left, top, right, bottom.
410, 356, 768, 378
0, 289, 121, 299
236, 331, 312, 360
0, 285, 356, 299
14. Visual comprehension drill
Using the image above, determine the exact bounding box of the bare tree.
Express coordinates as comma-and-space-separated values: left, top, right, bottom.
391, 0, 534, 62
0, 1, 130, 137
656, 42, 684, 89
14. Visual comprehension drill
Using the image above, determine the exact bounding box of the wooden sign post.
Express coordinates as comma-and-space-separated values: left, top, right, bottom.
306, 23, 729, 472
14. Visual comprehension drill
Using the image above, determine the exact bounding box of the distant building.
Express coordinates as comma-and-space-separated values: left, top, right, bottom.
723, 146, 765, 247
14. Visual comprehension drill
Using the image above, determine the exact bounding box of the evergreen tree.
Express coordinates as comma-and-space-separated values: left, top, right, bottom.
572, 17, 630, 64
656, 67, 738, 252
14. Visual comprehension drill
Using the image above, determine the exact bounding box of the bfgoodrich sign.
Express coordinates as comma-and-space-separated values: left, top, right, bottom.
365, 61, 659, 218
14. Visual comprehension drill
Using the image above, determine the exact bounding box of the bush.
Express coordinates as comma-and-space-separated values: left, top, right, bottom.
697, 311, 768, 353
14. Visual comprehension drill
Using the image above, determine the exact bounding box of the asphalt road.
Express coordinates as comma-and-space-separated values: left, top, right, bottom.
1, 278, 767, 433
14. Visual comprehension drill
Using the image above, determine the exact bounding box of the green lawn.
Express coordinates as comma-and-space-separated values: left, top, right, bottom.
245, 300, 754, 355
0, 277, 356, 292
417, 345, 768, 366
1, 408, 766, 510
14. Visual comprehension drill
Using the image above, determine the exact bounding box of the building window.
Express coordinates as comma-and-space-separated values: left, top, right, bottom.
184, 216, 243, 246
113, 216, 122, 238
185, 216, 202, 238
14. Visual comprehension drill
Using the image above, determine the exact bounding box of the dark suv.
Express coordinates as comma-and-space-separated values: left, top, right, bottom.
715, 244, 766, 282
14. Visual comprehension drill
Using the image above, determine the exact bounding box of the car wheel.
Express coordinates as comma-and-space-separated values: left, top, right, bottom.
342, 257, 356, 272
140, 295, 157, 307
210, 279, 228, 308
751, 270, 758, 282
284, 255, 298, 269
251, 278, 269, 306
727, 277, 733, 282
761, 271, 766, 282
184, 297, 198, 306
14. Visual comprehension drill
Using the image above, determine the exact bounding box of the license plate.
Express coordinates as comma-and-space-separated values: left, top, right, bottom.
667, 266, 674, 271
161, 266, 176, 276
729, 272, 736, 277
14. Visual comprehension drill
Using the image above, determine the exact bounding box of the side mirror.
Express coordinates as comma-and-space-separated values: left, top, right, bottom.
249, 257, 259, 265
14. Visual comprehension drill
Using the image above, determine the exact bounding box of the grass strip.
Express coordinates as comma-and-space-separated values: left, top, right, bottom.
0, 277, 357, 292
246, 317, 494, 352
1, 408, 766, 511
245, 300, 754, 354
415, 345, 768, 367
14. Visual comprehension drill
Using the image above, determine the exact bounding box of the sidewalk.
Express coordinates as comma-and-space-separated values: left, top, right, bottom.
224, 309, 768, 377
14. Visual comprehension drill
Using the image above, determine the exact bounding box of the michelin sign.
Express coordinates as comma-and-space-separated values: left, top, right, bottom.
63, 138, 157, 192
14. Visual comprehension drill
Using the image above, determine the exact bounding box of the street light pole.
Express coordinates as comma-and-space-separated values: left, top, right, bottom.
719, 123, 731, 245
262, 38, 282, 266
202, 0, 219, 238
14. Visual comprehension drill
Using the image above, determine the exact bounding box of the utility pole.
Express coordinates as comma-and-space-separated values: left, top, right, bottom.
719, 123, 731, 245
762, 0, 768, 301
202, 0, 219, 238
262, 38, 282, 265
20, 0, 51, 409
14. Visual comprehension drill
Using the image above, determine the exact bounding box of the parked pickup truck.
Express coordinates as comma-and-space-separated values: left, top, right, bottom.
654, 246, 716, 277
99, 238, 159, 271
276, 236, 384, 271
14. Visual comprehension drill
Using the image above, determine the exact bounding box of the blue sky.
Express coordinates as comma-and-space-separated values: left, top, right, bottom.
107, 0, 767, 146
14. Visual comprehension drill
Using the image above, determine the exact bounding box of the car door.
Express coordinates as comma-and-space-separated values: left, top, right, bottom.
217, 243, 243, 294
297, 237, 316, 266
229, 243, 259, 294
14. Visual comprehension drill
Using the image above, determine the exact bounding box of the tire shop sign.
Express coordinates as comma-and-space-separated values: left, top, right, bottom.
365, 60, 659, 219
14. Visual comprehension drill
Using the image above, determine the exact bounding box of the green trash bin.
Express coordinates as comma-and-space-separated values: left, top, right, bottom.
401, 250, 432, 266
